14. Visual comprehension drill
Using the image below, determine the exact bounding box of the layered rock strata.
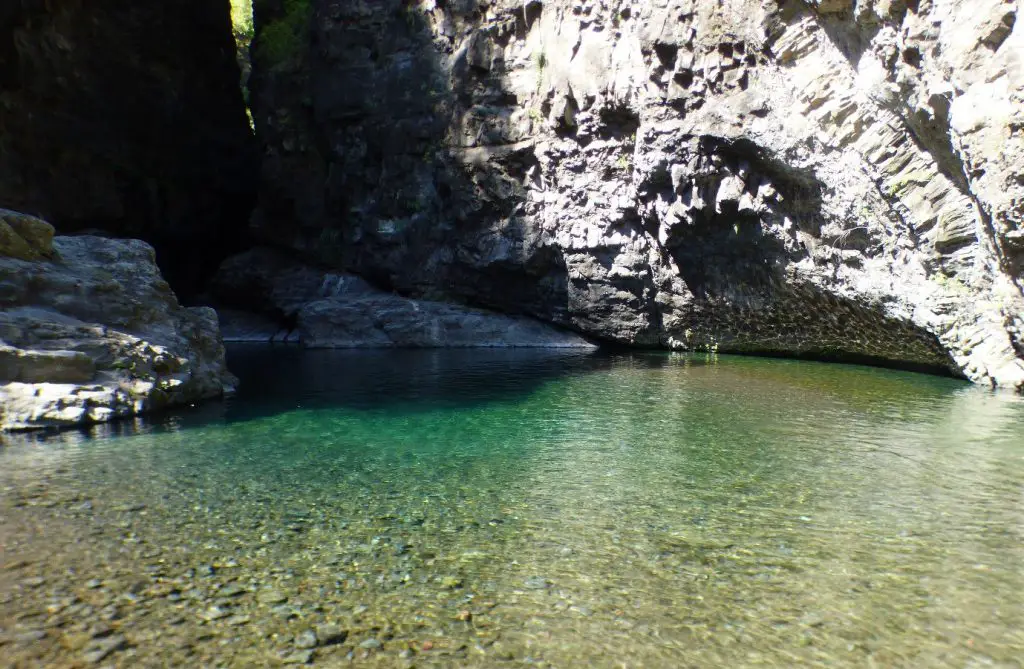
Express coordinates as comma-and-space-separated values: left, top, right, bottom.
210, 248, 594, 348
0, 212, 235, 431
250, 0, 1024, 388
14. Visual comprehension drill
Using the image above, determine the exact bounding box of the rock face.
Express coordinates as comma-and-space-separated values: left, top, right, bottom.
0, 214, 235, 431
0, 0, 258, 297
210, 248, 594, 348
249, 0, 1024, 388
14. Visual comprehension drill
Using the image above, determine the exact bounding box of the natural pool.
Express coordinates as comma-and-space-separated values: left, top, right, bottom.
1, 348, 1022, 668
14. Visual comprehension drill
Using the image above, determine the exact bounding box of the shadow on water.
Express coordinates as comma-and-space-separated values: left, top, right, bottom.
1, 347, 979, 450
221, 345, 608, 415
3, 346, 718, 445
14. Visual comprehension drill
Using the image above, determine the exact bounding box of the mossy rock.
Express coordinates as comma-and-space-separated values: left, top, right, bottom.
0, 210, 55, 260
254, 0, 311, 66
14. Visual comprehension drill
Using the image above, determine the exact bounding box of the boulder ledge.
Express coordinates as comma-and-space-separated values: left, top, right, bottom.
0, 213, 235, 431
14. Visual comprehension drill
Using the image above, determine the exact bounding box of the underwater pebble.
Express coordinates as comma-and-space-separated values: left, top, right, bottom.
256, 589, 287, 605
294, 629, 318, 649
83, 633, 126, 664
315, 623, 346, 646
218, 583, 247, 597
282, 649, 314, 664
200, 606, 231, 621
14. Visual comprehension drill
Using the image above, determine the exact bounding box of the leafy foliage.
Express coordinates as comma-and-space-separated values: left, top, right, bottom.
255, 0, 311, 66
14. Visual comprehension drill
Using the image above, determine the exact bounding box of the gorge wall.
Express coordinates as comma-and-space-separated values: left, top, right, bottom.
0, 0, 258, 298
248, 0, 1024, 387
1, 0, 1023, 398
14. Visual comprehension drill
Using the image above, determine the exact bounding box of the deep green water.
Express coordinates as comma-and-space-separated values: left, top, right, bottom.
1, 348, 1023, 668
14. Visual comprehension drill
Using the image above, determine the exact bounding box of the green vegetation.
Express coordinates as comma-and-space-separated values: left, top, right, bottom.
256, 0, 312, 65
230, 0, 254, 44
229, 0, 254, 125
534, 50, 547, 92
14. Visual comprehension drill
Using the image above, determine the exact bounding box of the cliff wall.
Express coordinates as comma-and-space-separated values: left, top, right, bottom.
249, 0, 1024, 387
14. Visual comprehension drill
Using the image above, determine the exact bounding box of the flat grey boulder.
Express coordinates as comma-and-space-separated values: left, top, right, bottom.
0, 222, 235, 431
210, 248, 594, 348
298, 295, 594, 348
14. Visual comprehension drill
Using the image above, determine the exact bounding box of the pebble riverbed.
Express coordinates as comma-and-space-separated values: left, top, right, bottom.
2, 349, 1023, 668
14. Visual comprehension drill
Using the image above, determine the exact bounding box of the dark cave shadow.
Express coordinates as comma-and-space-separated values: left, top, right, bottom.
661, 135, 821, 300
261, 0, 575, 325
0, 0, 259, 300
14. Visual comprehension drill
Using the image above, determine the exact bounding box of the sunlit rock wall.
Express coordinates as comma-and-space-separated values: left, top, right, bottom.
250, 0, 1024, 388
0, 211, 235, 431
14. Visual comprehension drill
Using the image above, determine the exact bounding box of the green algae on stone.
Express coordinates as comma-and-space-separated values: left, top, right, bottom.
0, 210, 54, 260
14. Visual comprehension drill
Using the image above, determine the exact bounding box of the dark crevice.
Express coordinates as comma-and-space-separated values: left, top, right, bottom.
0, 0, 259, 300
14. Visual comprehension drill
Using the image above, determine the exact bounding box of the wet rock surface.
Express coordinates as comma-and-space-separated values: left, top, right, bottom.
248, 0, 1024, 388
0, 219, 235, 431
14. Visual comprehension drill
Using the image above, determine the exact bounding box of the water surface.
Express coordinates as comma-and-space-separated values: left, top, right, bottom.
1, 348, 1023, 667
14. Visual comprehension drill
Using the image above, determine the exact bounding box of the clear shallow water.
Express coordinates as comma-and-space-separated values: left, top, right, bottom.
1, 348, 1023, 668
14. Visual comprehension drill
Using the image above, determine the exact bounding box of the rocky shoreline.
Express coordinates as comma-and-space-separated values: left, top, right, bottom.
208, 248, 595, 349
3, 0, 1024, 429
0, 211, 235, 431
0, 215, 591, 431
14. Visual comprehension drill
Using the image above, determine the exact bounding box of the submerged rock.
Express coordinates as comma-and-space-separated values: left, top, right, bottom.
0, 220, 235, 431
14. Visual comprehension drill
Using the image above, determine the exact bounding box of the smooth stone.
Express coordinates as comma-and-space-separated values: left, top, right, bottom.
116, 503, 147, 512
13, 629, 47, 643
83, 633, 126, 664
60, 631, 92, 651
283, 649, 314, 664
200, 606, 231, 621
271, 605, 300, 619
523, 576, 549, 589
294, 629, 318, 649
315, 623, 347, 646
218, 583, 247, 597
257, 589, 288, 605
359, 638, 383, 650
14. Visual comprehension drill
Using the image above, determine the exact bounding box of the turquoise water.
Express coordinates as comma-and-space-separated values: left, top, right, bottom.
1, 348, 1023, 667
